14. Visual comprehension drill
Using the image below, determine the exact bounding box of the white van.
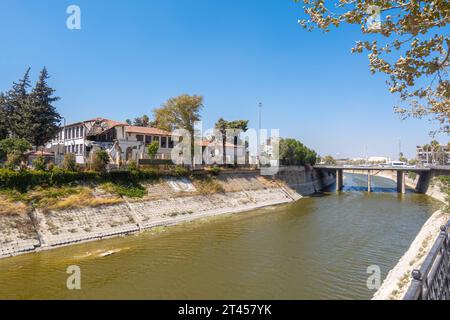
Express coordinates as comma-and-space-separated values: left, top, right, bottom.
390, 161, 407, 168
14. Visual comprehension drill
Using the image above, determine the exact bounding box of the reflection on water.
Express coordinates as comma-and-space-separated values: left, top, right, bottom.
342, 173, 413, 193
0, 174, 441, 300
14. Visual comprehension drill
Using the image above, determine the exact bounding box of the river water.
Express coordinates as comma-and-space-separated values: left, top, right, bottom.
0, 174, 442, 299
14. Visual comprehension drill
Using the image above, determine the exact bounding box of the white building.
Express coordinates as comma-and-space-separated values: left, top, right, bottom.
48, 117, 174, 165
416, 145, 450, 165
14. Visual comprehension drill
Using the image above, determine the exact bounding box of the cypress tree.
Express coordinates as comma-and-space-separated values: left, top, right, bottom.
0, 93, 9, 139
6, 68, 31, 139
28, 67, 61, 147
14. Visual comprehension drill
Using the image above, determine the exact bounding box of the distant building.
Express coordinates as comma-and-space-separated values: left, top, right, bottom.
335, 158, 350, 165
367, 156, 390, 163
416, 144, 450, 165
25, 151, 55, 167
350, 156, 391, 163
197, 139, 247, 165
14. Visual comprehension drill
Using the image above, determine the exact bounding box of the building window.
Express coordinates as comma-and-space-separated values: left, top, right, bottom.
161, 136, 167, 148
136, 135, 144, 142
145, 135, 152, 145
80, 126, 84, 137
168, 137, 174, 149
76, 126, 79, 138
152, 136, 160, 146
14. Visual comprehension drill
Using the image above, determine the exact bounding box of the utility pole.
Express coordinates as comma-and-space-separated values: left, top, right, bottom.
258, 102, 262, 132
365, 145, 368, 164
257, 102, 262, 168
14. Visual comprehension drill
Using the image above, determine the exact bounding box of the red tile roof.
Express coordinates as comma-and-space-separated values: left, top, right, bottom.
25, 151, 54, 156
65, 117, 128, 128
124, 126, 172, 136
91, 118, 128, 128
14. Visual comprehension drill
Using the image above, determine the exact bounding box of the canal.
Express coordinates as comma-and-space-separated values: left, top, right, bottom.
0, 173, 442, 299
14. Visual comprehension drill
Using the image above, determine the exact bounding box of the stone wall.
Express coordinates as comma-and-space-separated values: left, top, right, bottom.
274, 166, 335, 195
0, 168, 329, 259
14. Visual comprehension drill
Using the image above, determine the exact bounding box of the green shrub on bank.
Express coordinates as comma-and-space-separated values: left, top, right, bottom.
208, 166, 221, 176
0, 167, 161, 191
100, 182, 147, 198
91, 150, 110, 172
171, 165, 189, 177
32, 156, 47, 171
62, 153, 77, 171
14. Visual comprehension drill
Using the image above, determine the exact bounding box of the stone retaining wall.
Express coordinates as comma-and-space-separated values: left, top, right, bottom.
0, 168, 329, 259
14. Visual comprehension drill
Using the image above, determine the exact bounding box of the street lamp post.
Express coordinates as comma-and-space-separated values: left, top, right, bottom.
257, 102, 262, 169
58, 117, 66, 165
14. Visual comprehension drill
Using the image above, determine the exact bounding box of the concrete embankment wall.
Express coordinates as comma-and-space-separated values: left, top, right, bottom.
372, 171, 449, 300
275, 166, 335, 195
0, 168, 330, 259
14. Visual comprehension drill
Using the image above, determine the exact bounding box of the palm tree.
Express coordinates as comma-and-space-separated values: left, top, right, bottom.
431, 140, 441, 164
422, 144, 431, 164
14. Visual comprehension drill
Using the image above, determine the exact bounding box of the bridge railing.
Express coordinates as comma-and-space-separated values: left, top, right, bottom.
403, 220, 450, 300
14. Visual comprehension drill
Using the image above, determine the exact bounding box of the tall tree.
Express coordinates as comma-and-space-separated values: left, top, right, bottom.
430, 139, 443, 164
215, 118, 249, 165
297, 1, 449, 134
0, 93, 9, 139
152, 94, 203, 162
6, 68, 32, 139
279, 138, 317, 166
28, 68, 61, 148
422, 143, 431, 163
133, 114, 151, 127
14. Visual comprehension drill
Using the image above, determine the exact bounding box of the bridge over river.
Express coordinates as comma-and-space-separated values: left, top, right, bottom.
315, 165, 450, 194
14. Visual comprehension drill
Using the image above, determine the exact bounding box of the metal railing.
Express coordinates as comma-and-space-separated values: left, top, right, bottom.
404, 221, 450, 300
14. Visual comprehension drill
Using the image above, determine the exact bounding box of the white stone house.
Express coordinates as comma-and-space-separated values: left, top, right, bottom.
197, 139, 248, 165
47, 117, 174, 165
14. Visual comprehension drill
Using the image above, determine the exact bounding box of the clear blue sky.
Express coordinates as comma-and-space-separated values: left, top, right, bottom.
0, 0, 447, 159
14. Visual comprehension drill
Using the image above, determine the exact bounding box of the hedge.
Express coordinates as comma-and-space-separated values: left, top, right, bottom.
0, 168, 160, 191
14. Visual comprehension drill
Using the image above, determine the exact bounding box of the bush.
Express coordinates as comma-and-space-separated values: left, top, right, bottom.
62, 153, 77, 171
208, 165, 221, 176
0, 138, 31, 158
47, 162, 55, 171
5, 150, 23, 170
128, 160, 139, 171
91, 150, 110, 172
147, 141, 159, 160
33, 156, 46, 171
101, 182, 147, 198
0, 166, 159, 191
172, 165, 189, 177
